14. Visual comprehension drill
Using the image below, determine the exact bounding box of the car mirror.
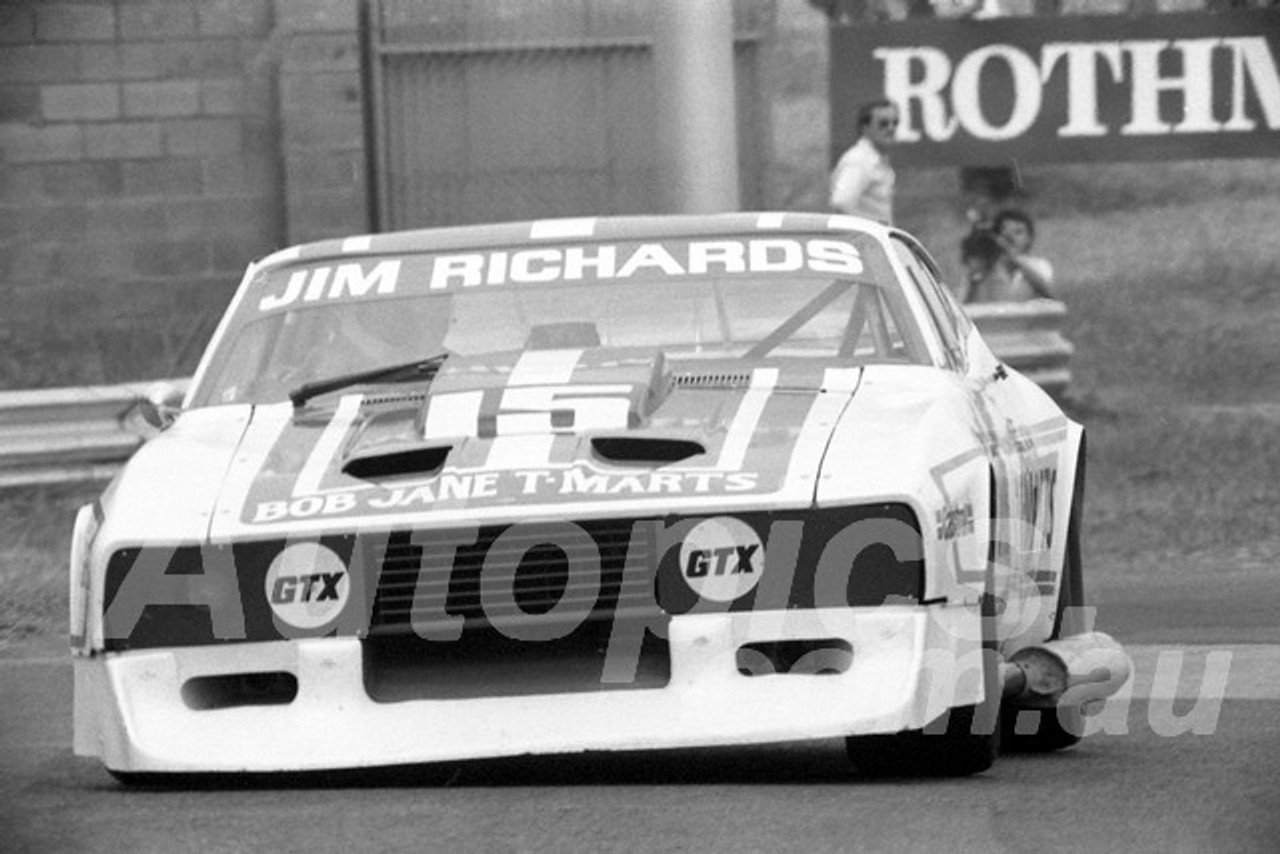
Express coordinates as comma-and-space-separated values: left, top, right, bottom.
135, 382, 185, 431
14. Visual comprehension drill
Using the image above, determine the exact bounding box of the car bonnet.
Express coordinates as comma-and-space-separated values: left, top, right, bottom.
207, 349, 864, 539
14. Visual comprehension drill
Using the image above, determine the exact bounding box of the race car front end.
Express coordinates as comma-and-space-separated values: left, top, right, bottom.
73, 501, 991, 774
72, 213, 1133, 778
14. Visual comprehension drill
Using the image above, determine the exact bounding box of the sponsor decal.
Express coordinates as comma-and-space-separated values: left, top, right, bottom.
263, 542, 350, 629
249, 238, 868, 314
832, 11, 1280, 165
679, 516, 765, 603
936, 502, 974, 541
259, 260, 401, 311
249, 467, 762, 523
428, 239, 863, 290
1015, 464, 1058, 552
235, 359, 858, 527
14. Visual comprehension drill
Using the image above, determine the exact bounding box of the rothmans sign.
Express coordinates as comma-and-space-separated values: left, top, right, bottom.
829, 10, 1280, 165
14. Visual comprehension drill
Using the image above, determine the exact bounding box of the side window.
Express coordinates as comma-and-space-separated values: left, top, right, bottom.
935, 275, 974, 341
890, 237, 965, 371
911, 240, 973, 341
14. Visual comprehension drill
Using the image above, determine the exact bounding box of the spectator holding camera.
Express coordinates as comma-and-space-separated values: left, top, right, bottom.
962, 207, 1055, 303
994, 208, 1054, 298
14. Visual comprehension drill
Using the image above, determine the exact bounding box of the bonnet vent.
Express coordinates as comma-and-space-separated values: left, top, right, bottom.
592, 437, 706, 465
361, 391, 429, 407
672, 372, 752, 390
344, 444, 451, 480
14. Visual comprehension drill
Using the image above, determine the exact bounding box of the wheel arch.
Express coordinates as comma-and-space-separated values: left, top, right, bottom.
1053, 427, 1088, 639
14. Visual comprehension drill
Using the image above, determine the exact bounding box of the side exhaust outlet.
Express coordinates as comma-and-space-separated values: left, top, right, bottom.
1001, 632, 1132, 708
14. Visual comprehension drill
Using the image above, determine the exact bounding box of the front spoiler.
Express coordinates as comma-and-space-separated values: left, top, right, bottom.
76, 605, 984, 774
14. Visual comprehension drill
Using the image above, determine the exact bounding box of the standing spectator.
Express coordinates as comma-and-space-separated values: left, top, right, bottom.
829, 99, 900, 226
961, 208, 1055, 302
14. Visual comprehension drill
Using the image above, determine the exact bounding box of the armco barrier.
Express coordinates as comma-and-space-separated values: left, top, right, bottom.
966, 299, 1074, 397
0, 379, 187, 489
0, 302, 1071, 487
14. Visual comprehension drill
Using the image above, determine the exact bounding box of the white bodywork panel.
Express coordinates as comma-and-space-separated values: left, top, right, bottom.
76, 606, 982, 773
70, 213, 1092, 774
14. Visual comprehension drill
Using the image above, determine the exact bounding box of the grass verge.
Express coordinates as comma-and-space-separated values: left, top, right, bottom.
0, 483, 102, 647
902, 158, 1280, 604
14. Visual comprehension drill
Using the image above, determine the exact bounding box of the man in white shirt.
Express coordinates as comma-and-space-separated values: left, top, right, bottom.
829, 99, 899, 226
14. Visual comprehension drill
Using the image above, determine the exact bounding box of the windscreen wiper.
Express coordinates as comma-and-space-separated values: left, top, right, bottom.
289, 352, 449, 408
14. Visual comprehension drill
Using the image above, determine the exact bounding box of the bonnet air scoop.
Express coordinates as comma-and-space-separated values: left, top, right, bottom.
343, 441, 451, 480
591, 436, 706, 465
340, 396, 450, 480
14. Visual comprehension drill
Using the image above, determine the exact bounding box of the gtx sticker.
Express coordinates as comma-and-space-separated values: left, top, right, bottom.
679, 516, 765, 602
264, 542, 350, 629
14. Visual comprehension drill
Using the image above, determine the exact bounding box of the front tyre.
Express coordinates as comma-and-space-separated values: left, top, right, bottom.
845, 654, 1002, 778
846, 593, 1002, 777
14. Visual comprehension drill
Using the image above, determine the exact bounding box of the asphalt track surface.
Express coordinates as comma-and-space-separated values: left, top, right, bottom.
3, 571, 1280, 854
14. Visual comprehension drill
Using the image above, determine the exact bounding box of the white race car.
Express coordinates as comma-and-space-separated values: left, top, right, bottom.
71, 213, 1130, 781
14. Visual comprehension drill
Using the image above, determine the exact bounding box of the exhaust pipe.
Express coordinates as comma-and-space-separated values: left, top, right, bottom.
1001, 632, 1132, 708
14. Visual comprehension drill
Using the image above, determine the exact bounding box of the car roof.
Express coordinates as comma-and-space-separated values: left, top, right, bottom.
254, 212, 894, 270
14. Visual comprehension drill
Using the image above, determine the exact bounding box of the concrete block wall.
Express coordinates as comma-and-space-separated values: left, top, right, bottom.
0, 0, 376, 387
0, 0, 829, 387
0, 0, 286, 300
759, 0, 831, 212
276, 0, 368, 245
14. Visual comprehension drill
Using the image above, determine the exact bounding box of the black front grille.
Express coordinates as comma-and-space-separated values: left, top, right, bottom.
98, 506, 921, 653
369, 519, 658, 636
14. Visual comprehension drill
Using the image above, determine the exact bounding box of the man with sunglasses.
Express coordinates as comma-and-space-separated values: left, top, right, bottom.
829, 98, 900, 226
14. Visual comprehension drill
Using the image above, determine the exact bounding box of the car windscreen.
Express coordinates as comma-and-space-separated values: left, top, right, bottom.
191, 233, 930, 407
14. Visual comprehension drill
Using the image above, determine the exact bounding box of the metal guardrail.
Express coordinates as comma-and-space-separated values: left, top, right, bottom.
967, 300, 1074, 397
0, 302, 1073, 488
0, 379, 188, 489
